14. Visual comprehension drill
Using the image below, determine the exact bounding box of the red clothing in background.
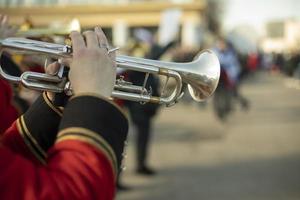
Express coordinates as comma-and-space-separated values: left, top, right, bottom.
0, 79, 18, 134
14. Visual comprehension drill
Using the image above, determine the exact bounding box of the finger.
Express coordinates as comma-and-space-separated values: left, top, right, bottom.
58, 58, 72, 66
108, 50, 116, 67
70, 31, 85, 55
0, 15, 3, 24
1, 15, 8, 27
0, 15, 5, 36
83, 30, 99, 49
5, 26, 18, 37
45, 61, 60, 75
95, 27, 116, 63
45, 61, 60, 101
95, 26, 109, 48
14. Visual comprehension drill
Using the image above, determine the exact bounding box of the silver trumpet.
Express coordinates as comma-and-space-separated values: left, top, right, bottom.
0, 37, 220, 106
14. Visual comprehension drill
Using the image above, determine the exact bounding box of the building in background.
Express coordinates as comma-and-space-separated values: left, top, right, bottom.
220, 0, 300, 55
261, 19, 300, 53
0, 0, 206, 48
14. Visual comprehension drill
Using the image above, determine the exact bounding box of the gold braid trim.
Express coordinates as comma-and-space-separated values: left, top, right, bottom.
17, 117, 46, 164
56, 127, 118, 178
42, 92, 63, 117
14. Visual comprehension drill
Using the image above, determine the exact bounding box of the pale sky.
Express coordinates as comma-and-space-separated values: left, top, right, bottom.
223, 0, 300, 34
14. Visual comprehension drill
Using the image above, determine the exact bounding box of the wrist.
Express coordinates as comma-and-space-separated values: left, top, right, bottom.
73, 87, 113, 99
73, 92, 113, 101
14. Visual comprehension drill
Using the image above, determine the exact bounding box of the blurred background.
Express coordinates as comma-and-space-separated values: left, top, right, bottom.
1, 0, 300, 199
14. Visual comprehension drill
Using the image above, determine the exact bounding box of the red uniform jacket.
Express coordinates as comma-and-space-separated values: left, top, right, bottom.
0, 92, 128, 200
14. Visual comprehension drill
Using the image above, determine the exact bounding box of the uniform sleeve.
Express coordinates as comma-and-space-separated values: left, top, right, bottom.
1, 92, 62, 163
0, 95, 129, 200
57, 94, 129, 174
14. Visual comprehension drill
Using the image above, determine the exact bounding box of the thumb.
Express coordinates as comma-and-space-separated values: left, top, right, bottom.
45, 61, 60, 75
58, 58, 72, 67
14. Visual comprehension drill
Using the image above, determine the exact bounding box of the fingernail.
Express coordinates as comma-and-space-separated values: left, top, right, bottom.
70, 31, 79, 36
96, 26, 104, 33
108, 47, 119, 54
95, 27, 101, 33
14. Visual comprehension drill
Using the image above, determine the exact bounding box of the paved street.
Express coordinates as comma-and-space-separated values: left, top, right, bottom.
117, 72, 300, 200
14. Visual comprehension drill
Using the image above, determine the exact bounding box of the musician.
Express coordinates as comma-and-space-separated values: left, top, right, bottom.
0, 27, 128, 200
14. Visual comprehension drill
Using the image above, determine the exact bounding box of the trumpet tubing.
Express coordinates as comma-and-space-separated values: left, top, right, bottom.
16, 18, 81, 37
0, 37, 220, 106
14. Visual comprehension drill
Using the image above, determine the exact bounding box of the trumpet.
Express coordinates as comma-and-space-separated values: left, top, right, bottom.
0, 37, 220, 106
16, 18, 81, 37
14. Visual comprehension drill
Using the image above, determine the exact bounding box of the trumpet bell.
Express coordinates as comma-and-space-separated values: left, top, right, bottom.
116, 50, 220, 102
182, 50, 220, 101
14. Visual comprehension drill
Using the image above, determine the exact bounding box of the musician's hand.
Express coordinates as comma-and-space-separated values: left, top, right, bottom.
0, 15, 17, 39
45, 61, 60, 102
69, 29, 116, 98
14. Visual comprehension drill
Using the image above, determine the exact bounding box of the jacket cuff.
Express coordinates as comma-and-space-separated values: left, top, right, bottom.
57, 95, 129, 175
21, 92, 62, 162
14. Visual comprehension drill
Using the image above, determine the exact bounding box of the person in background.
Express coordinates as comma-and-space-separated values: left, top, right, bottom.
213, 37, 249, 111
125, 29, 176, 176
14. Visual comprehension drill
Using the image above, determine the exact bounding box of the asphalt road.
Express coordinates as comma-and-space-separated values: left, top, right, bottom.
117, 72, 300, 200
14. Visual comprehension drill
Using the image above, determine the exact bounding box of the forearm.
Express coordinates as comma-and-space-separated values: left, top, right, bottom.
58, 94, 129, 172
2, 92, 62, 163
0, 95, 129, 200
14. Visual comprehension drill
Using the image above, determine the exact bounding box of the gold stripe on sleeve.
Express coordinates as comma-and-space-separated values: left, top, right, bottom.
56, 135, 117, 177
42, 92, 63, 117
57, 127, 118, 176
17, 118, 46, 164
